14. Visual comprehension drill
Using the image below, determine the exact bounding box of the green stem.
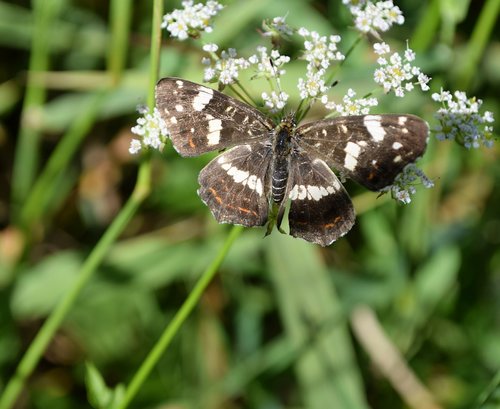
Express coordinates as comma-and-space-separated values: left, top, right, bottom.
148, 0, 164, 108
228, 83, 254, 106
19, 91, 107, 228
108, 0, 133, 86
116, 226, 243, 409
411, 0, 441, 52
234, 80, 259, 106
10, 0, 63, 221
0, 161, 152, 409
456, 0, 500, 89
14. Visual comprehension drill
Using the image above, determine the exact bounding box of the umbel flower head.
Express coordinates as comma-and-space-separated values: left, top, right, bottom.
373, 42, 430, 97
432, 89, 495, 149
381, 163, 434, 204
129, 106, 170, 154
161, 0, 223, 40
344, 0, 404, 35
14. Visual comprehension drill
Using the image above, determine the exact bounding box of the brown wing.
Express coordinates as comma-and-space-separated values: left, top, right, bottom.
296, 114, 428, 190
155, 77, 274, 156
198, 143, 273, 227
288, 150, 355, 246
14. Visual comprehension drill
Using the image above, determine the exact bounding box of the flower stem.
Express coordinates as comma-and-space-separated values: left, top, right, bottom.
116, 225, 243, 409
107, 0, 133, 86
0, 161, 152, 409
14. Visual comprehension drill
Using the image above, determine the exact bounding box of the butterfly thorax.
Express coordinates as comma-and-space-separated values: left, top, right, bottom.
271, 117, 295, 203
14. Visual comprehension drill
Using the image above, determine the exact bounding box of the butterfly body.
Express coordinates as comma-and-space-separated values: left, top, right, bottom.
271, 117, 295, 204
155, 77, 428, 246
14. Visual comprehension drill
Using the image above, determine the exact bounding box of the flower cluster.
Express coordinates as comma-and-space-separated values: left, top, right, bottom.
344, 0, 404, 34
322, 88, 378, 116
248, 46, 290, 79
202, 46, 250, 85
262, 91, 289, 113
373, 42, 430, 97
161, 0, 223, 41
381, 163, 434, 204
129, 107, 170, 154
296, 28, 345, 100
298, 28, 344, 69
432, 89, 495, 149
298, 70, 328, 100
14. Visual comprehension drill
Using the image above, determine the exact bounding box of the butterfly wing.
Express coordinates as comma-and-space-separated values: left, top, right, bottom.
296, 114, 428, 190
198, 143, 273, 227
155, 77, 274, 156
288, 150, 355, 246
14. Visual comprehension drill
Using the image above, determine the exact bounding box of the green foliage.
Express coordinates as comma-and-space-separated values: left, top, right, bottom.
0, 0, 499, 408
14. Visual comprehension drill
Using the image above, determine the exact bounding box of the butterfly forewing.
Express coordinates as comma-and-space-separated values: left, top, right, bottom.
288, 150, 355, 246
198, 143, 272, 227
155, 77, 274, 156
296, 114, 428, 191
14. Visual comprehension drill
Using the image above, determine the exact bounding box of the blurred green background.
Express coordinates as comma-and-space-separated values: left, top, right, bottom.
0, 0, 499, 408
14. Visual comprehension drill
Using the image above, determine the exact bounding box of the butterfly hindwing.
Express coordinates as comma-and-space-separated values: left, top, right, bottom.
288, 150, 355, 246
155, 77, 274, 156
198, 143, 272, 227
296, 114, 428, 190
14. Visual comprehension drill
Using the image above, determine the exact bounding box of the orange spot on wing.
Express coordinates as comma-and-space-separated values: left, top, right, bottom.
324, 216, 342, 229
208, 189, 259, 218
189, 137, 196, 148
238, 206, 258, 217
209, 188, 223, 204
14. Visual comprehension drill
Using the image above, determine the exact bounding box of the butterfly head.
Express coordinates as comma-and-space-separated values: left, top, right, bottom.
277, 112, 297, 132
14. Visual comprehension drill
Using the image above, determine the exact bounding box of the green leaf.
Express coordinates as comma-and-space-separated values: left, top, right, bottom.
414, 245, 460, 311
85, 362, 125, 409
266, 234, 369, 409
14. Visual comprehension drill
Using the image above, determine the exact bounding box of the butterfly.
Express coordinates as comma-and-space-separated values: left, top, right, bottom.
155, 77, 428, 246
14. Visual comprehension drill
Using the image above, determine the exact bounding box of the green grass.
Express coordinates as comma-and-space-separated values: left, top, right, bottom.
0, 0, 499, 408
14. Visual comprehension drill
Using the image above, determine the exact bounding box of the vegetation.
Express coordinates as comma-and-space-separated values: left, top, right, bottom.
0, 0, 499, 408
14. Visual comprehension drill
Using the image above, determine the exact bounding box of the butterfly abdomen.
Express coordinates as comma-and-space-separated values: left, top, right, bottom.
271, 119, 294, 203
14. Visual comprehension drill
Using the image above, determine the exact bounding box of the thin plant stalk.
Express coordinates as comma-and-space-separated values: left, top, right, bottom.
456, 0, 500, 89
0, 162, 151, 409
0, 1, 144, 407
10, 0, 63, 221
116, 226, 244, 409
108, 0, 133, 86
19, 91, 107, 228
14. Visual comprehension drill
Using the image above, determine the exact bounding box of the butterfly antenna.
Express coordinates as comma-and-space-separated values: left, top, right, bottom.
269, 57, 281, 92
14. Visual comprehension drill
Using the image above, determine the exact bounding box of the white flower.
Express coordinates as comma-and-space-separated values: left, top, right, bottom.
295, 30, 344, 103
372, 42, 430, 97
298, 68, 328, 99
262, 91, 289, 113
380, 163, 434, 204
129, 107, 170, 154
162, 0, 224, 41
202, 43, 218, 52
432, 89, 495, 149
346, 0, 404, 34
129, 139, 142, 154
373, 42, 390, 55
298, 29, 344, 70
323, 88, 378, 115
202, 47, 250, 85
248, 46, 290, 78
